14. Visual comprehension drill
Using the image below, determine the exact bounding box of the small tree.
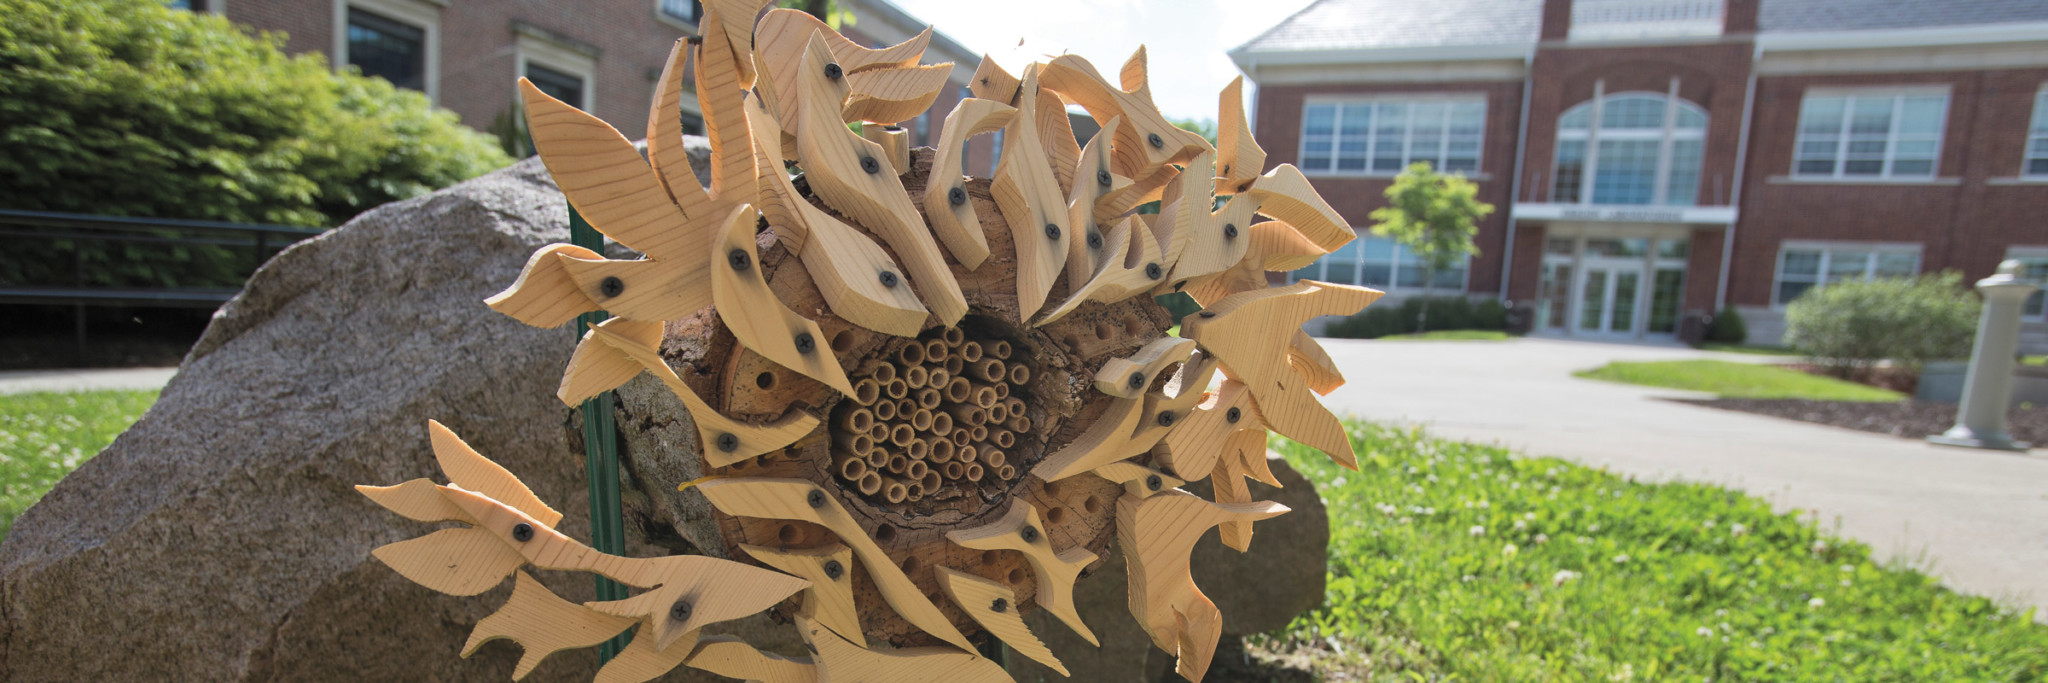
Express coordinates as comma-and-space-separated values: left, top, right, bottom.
1368, 162, 1492, 332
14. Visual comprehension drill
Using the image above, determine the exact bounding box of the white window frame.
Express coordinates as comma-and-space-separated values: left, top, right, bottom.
1552, 82, 1708, 206
2006, 246, 2048, 318
1296, 94, 1487, 177
333, 0, 443, 101
2025, 87, 2048, 178
515, 29, 598, 112
1288, 235, 1472, 293
1771, 241, 1923, 308
1791, 86, 1950, 180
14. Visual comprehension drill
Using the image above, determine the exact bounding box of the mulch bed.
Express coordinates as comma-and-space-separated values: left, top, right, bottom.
1678, 398, 2048, 444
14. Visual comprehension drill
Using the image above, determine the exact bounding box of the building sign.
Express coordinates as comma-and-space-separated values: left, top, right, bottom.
1512, 203, 1737, 225
1558, 207, 1685, 222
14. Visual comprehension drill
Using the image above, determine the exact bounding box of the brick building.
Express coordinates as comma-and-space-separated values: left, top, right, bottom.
184, 0, 994, 172
1232, 0, 2048, 345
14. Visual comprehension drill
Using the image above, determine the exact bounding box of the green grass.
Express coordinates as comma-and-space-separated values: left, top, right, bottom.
1269, 423, 2048, 681
1700, 342, 1799, 356
0, 389, 157, 539
1575, 359, 1902, 401
1380, 330, 1514, 341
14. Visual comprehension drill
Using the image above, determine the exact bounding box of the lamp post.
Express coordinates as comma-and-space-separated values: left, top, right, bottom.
1930, 260, 2037, 451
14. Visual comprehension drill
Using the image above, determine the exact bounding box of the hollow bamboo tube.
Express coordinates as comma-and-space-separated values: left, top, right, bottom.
945, 356, 964, 375
890, 424, 915, 447
921, 469, 941, 493
944, 327, 964, 346
869, 423, 889, 443
911, 409, 934, 431
985, 403, 1008, 424
888, 453, 909, 474
838, 407, 875, 434
906, 459, 928, 480
947, 404, 986, 426
904, 365, 929, 389
907, 438, 929, 460
965, 462, 984, 481
959, 445, 977, 467
917, 388, 942, 410
951, 429, 972, 447
945, 377, 972, 403
924, 339, 948, 361
1009, 415, 1031, 432
993, 430, 1015, 449
871, 363, 897, 383
1008, 364, 1030, 385
859, 471, 883, 495
970, 424, 988, 441
931, 412, 954, 436
981, 448, 1005, 467
926, 368, 950, 388
960, 342, 984, 363
897, 399, 916, 418
990, 340, 1012, 359
834, 431, 875, 457
1005, 397, 1025, 417
884, 479, 908, 504
867, 448, 889, 469
973, 359, 1006, 383
973, 386, 999, 409
897, 342, 925, 366
837, 456, 867, 481
994, 382, 1010, 399
997, 464, 1016, 480
852, 378, 881, 406
944, 461, 965, 479
930, 438, 955, 463
885, 378, 909, 400
873, 400, 898, 421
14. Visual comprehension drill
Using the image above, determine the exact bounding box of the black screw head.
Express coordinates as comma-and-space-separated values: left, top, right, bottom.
879, 270, 899, 288
1145, 263, 1162, 280
823, 62, 843, 80
1044, 223, 1061, 241
670, 599, 694, 622
1127, 371, 1145, 389
1226, 407, 1242, 424
795, 332, 816, 354
599, 276, 625, 298
1223, 223, 1239, 240
1087, 231, 1103, 249
511, 522, 534, 542
1157, 411, 1176, 427
728, 248, 752, 271
1145, 474, 1162, 491
716, 432, 739, 452
1097, 169, 1113, 187
1148, 132, 1164, 148
807, 489, 827, 509
824, 560, 845, 580
990, 598, 1009, 613
1020, 525, 1040, 543
949, 186, 967, 206
860, 155, 881, 174
1197, 311, 1216, 319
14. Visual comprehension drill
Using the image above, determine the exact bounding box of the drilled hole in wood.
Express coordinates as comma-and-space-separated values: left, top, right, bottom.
874, 525, 896, 543
778, 524, 799, 544
981, 550, 1001, 566
1084, 496, 1102, 514
1045, 507, 1067, 524
1007, 568, 1026, 584
755, 371, 776, 390
831, 330, 857, 353
1094, 322, 1115, 339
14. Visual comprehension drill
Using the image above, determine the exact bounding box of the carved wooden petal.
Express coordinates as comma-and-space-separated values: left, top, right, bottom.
555, 253, 711, 324
990, 65, 1076, 321
796, 616, 1008, 683
1213, 75, 1266, 195
1033, 214, 1164, 326
1064, 116, 1130, 289
1244, 163, 1357, 253
936, 567, 1068, 675
593, 626, 700, 683
427, 419, 562, 526
1117, 490, 1288, 682
754, 9, 931, 128
1039, 49, 1211, 180
921, 97, 1017, 270
1092, 460, 1184, 498
371, 527, 527, 597
710, 204, 855, 396
1033, 338, 1194, 481
520, 80, 703, 261
739, 543, 866, 648
356, 478, 475, 525
686, 636, 818, 683
564, 317, 819, 468
485, 243, 604, 329
1182, 281, 1380, 469
945, 502, 1099, 646
844, 64, 954, 125
462, 571, 636, 680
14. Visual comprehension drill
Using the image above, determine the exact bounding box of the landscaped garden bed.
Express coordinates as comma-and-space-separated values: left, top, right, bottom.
1683, 398, 2048, 445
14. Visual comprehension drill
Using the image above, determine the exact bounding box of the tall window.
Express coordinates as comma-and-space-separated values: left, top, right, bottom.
2026, 89, 2048, 177
658, 0, 702, 24
1793, 90, 1947, 179
1298, 98, 1484, 175
2006, 247, 2048, 317
524, 63, 586, 111
347, 8, 426, 92
1551, 94, 1705, 205
1773, 244, 1920, 306
1289, 235, 1467, 291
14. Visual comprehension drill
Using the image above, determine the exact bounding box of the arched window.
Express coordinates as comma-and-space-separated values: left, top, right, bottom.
1551, 94, 1706, 206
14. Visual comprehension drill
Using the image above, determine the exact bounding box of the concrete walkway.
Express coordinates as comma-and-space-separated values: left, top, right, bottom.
1317, 337, 2048, 613
0, 367, 179, 395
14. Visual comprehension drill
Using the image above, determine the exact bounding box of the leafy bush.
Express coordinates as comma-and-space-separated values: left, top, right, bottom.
1785, 273, 1979, 376
1704, 306, 1747, 344
0, 0, 509, 287
1325, 296, 1508, 339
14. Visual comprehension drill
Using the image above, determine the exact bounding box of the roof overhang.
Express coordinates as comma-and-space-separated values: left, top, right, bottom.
1757, 21, 2048, 53
1231, 42, 1533, 75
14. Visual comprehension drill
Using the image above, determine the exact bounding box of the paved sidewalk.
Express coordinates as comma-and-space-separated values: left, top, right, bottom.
1317, 337, 2048, 613
0, 367, 179, 395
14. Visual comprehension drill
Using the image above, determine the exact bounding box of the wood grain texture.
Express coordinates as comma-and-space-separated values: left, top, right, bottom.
1158, 168, 1257, 288
1181, 281, 1380, 470
687, 636, 819, 683
1212, 76, 1266, 195
1035, 86, 1081, 196
755, 9, 930, 127
520, 79, 703, 260
593, 626, 699, 683
427, 419, 562, 526
795, 616, 1008, 683
1209, 428, 1272, 551
791, 33, 967, 327
1244, 164, 1356, 253
1181, 220, 1327, 307
739, 543, 865, 647
1155, 379, 1259, 482
1289, 330, 1345, 396
695, 478, 975, 651
859, 124, 910, 173
944, 502, 1098, 646
356, 478, 475, 525
935, 567, 1068, 675
968, 54, 1020, 103
989, 65, 1076, 321
462, 571, 636, 680
844, 64, 953, 125
648, 39, 716, 219
743, 93, 931, 336
1063, 116, 1129, 290
920, 97, 1016, 269
1091, 460, 1184, 499
485, 243, 605, 329
565, 317, 819, 468
1117, 490, 1288, 682
701, 0, 775, 87
554, 252, 709, 324
711, 204, 855, 395
697, 0, 762, 207
1032, 215, 1163, 326
1032, 337, 1194, 481
372, 526, 528, 597
1038, 49, 1210, 180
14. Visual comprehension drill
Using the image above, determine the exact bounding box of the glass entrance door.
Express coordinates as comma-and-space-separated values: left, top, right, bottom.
1576, 265, 1642, 335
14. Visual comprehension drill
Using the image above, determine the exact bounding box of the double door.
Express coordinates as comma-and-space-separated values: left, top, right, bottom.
1576, 261, 1642, 336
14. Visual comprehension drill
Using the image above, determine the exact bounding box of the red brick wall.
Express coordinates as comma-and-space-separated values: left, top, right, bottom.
1254, 80, 1526, 295
1521, 42, 1754, 206
1729, 67, 2048, 307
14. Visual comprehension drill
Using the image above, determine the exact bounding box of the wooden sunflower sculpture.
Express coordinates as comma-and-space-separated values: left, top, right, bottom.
355, 2, 1381, 681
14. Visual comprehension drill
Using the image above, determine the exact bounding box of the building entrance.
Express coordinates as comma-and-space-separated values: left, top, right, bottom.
1535, 230, 1690, 339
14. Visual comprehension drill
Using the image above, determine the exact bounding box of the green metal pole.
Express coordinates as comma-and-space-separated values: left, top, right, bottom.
570, 206, 632, 661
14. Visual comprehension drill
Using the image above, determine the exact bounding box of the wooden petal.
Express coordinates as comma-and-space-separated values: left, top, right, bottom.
648, 39, 716, 218
1289, 331, 1346, 395
593, 626, 699, 683
697, 0, 760, 203
579, 318, 819, 468
520, 80, 701, 261
991, 67, 1077, 320
1040, 49, 1211, 179
1091, 460, 1184, 499
1245, 164, 1356, 253
1181, 281, 1380, 469
710, 204, 855, 396
686, 636, 818, 683
581, 554, 809, 652
462, 571, 635, 680
843, 64, 953, 125
754, 9, 930, 125
921, 97, 1017, 269
969, 54, 1021, 103
944, 502, 1097, 646
371, 527, 526, 597
1117, 490, 1287, 679
796, 616, 1008, 683
935, 567, 1067, 675
427, 420, 561, 527
1033, 338, 1194, 481
555, 253, 711, 324
356, 478, 475, 525
1064, 117, 1130, 289
1213, 75, 1266, 195
485, 243, 604, 328
738, 543, 865, 647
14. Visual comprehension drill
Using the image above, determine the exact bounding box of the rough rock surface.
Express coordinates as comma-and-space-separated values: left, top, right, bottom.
1006, 450, 1328, 682
0, 144, 791, 681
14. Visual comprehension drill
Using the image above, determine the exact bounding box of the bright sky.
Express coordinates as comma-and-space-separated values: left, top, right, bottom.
889, 0, 1320, 123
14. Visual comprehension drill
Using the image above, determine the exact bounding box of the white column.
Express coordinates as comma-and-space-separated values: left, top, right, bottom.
1930, 260, 2039, 451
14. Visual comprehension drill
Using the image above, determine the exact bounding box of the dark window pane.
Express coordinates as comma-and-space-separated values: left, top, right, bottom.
348, 9, 426, 92
660, 0, 702, 22
525, 63, 585, 109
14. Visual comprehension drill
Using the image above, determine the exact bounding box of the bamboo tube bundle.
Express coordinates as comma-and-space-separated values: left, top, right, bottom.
926, 368, 951, 389
917, 388, 942, 410
1004, 397, 1026, 419
1007, 364, 1030, 385
920, 469, 941, 494
897, 342, 925, 366
942, 327, 964, 347
994, 382, 1010, 400
887, 454, 909, 474
931, 411, 954, 436
923, 339, 948, 363
945, 377, 972, 403
873, 400, 898, 421
883, 479, 908, 504
960, 341, 983, 362
885, 378, 909, 400
910, 408, 934, 431
1009, 415, 1031, 432
870, 363, 897, 384
905, 459, 928, 481
980, 448, 1005, 468
890, 424, 915, 447
986, 402, 1009, 424
950, 429, 972, 447
973, 387, 999, 409
945, 356, 964, 375
930, 438, 955, 463
858, 471, 883, 496
866, 448, 889, 470
942, 461, 964, 479
907, 438, 929, 460
972, 359, 1006, 383
838, 407, 875, 434
970, 424, 988, 442
867, 423, 889, 444
852, 378, 881, 406
904, 365, 929, 389
996, 464, 1016, 480
964, 462, 984, 482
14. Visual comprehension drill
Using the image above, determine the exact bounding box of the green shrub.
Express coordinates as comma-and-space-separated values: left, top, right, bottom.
1325, 296, 1508, 339
0, 0, 510, 287
1704, 306, 1747, 344
1785, 273, 1979, 376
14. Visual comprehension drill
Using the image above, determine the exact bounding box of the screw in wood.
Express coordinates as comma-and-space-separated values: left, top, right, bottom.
670, 599, 693, 622
861, 156, 881, 174
1146, 474, 1162, 491
795, 332, 816, 354
599, 276, 625, 298
879, 270, 899, 288
1097, 169, 1112, 186
807, 489, 828, 508
823, 62, 843, 80
1156, 411, 1176, 427
1145, 263, 1162, 280
949, 186, 967, 206
1198, 311, 1216, 318
511, 522, 534, 542
1043, 223, 1061, 241
1127, 371, 1145, 389
824, 559, 844, 579
1224, 223, 1238, 240
1019, 525, 1039, 543
1148, 133, 1164, 148
728, 248, 751, 271
1226, 407, 1241, 423
716, 432, 740, 452
990, 598, 1009, 613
